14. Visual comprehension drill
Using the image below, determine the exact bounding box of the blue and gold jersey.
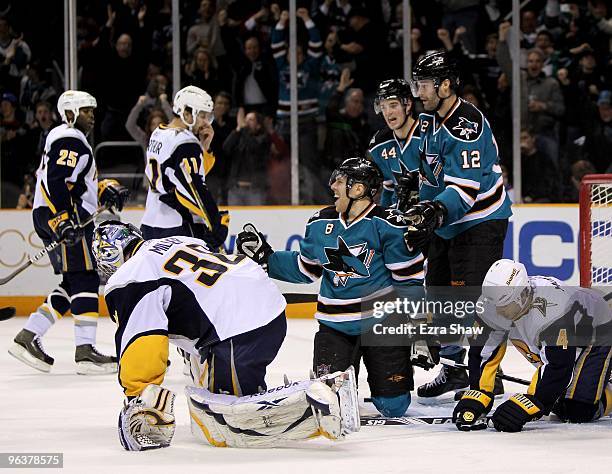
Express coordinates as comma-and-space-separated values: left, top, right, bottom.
268, 204, 424, 335
417, 98, 512, 239
367, 120, 421, 208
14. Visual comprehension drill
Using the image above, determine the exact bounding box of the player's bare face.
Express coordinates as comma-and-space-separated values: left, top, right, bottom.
76, 107, 95, 134
380, 99, 406, 130
496, 302, 524, 321
191, 111, 214, 134
416, 80, 439, 111
330, 175, 349, 212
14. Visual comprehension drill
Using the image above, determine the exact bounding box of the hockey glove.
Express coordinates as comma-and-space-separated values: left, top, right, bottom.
410, 339, 440, 370
453, 389, 494, 431
491, 393, 543, 432
237, 223, 274, 266
48, 211, 83, 247
192, 210, 230, 251
395, 171, 419, 212
98, 179, 130, 212
403, 200, 447, 251
118, 385, 176, 451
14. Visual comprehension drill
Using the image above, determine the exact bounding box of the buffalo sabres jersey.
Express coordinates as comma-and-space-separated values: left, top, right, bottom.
33, 124, 98, 216
267, 204, 424, 335
104, 235, 286, 396
142, 125, 214, 228
470, 276, 612, 410
368, 120, 421, 207
418, 98, 512, 239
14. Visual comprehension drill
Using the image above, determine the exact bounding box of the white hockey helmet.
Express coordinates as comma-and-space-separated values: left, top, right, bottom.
173, 85, 214, 130
482, 259, 530, 307
57, 90, 97, 126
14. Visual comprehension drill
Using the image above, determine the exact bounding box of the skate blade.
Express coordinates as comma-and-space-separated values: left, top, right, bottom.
417, 391, 461, 406
8, 344, 52, 373
76, 361, 118, 375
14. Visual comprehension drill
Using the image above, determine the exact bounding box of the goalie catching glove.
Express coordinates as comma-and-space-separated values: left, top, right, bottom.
236, 223, 274, 266
403, 200, 447, 251
453, 389, 494, 431
98, 179, 130, 212
118, 385, 176, 451
491, 393, 543, 432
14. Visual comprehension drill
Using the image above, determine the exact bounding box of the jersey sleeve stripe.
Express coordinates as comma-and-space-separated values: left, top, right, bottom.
175, 189, 205, 218
297, 255, 322, 281
386, 254, 424, 271
444, 174, 480, 190
446, 184, 477, 206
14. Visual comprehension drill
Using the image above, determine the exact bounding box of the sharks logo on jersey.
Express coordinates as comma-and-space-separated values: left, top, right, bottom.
452, 117, 479, 140
419, 137, 443, 188
391, 159, 414, 187
322, 236, 375, 286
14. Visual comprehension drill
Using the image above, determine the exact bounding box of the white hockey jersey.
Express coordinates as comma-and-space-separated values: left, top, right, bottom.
33, 124, 97, 216
471, 276, 612, 408
142, 125, 211, 228
104, 235, 287, 396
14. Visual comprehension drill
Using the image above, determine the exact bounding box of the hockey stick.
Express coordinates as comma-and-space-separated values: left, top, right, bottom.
179, 161, 213, 231
0, 306, 16, 320
0, 206, 108, 286
361, 415, 491, 426
439, 358, 531, 386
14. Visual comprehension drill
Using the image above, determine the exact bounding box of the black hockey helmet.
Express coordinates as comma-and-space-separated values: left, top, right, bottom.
329, 157, 383, 199
374, 78, 412, 114
410, 49, 460, 96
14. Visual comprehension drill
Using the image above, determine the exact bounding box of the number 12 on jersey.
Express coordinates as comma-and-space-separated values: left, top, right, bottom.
461, 150, 480, 169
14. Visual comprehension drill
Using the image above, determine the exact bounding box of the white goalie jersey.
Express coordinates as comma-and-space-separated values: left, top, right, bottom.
104, 235, 286, 396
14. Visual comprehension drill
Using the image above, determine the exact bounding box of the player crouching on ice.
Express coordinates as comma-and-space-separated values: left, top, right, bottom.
453, 259, 612, 432
91, 221, 359, 451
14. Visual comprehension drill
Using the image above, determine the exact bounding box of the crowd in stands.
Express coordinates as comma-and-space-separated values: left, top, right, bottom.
0, 0, 611, 207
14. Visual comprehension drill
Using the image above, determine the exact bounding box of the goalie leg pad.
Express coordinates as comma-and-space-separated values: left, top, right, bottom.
118, 385, 176, 451
186, 377, 350, 448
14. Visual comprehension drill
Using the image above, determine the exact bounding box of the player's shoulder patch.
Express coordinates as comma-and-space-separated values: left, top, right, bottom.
370, 205, 408, 228
368, 128, 394, 151
307, 206, 338, 225
444, 99, 483, 142
418, 113, 434, 136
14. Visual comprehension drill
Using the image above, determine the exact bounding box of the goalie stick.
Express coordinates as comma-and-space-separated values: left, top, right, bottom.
0, 306, 16, 320
0, 205, 108, 286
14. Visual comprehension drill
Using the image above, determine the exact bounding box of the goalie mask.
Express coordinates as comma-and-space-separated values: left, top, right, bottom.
57, 90, 97, 126
92, 220, 144, 278
173, 85, 214, 130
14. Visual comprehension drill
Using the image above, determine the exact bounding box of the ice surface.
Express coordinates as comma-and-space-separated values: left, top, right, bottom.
2, 318, 611, 473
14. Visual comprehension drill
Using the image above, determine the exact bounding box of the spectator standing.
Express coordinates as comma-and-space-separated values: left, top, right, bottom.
208, 91, 236, 204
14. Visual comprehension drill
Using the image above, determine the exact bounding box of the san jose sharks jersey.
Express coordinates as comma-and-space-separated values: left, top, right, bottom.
417, 98, 512, 239
142, 125, 216, 229
104, 235, 286, 396
33, 124, 98, 216
368, 120, 421, 208
470, 276, 612, 410
267, 204, 424, 335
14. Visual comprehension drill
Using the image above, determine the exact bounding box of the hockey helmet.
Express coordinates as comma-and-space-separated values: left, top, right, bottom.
482, 259, 531, 309
57, 90, 97, 126
173, 85, 214, 130
374, 78, 412, 114
329, 157, 383, 199
410, 50, 460, 97
92, 220, 144, 278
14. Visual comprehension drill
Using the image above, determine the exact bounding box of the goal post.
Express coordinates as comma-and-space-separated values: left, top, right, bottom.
579, 174, 612, 288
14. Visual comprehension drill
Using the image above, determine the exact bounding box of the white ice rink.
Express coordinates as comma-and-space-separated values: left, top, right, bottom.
2, 317, 612, 473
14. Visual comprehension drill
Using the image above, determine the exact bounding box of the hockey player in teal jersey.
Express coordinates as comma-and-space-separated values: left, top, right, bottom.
368, 79, 420, 211
237, 158, 434, 418
404, 50, 512, 400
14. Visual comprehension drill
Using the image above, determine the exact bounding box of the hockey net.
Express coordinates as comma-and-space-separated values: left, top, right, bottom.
580, 174, 612, 288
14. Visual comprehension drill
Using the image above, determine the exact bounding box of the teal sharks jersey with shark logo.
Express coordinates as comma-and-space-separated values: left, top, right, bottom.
268, 203, 424, 335
417, 98, 512, 239
368, 120, 421, 208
